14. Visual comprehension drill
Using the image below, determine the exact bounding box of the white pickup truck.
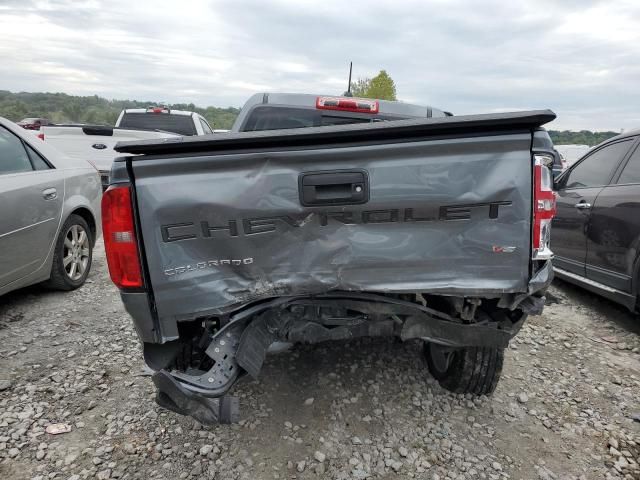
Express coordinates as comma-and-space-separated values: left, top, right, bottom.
40, 107, 214, 189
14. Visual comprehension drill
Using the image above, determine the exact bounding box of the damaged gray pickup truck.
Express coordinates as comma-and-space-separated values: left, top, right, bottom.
102, 93, 557, 424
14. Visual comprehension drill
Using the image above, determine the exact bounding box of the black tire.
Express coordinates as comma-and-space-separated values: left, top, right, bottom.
424, 343, 504, 395
45, 214, 93, 291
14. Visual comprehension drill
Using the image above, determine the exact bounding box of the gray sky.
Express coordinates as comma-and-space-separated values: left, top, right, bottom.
1, 0, 639, 131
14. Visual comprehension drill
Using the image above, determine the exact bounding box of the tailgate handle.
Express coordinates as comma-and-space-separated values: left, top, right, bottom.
299, 170, 368, 206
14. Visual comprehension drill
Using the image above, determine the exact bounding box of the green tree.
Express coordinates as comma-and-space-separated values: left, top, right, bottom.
548, 130, 619, 147
349, 78, 370, 97
366, 70, 397, 101
62, 103, 83, 122
350, 70, 397, 101
0, 91, 241, 129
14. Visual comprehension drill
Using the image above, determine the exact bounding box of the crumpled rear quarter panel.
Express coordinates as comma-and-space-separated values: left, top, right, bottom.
131, 133, 533, 324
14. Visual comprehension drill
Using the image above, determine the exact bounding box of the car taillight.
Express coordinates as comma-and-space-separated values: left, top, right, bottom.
532, 154, 556, 260
316, 96, 379, 114
37, 133, 44, 140
101, 185, 143, 289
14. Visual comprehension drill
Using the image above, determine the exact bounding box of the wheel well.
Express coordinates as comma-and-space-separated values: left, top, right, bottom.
70, 208, 97, 246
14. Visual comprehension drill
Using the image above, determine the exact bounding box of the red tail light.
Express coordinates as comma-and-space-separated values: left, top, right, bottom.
532, 155, 556, 260
37, 133, 44, 140
101, 185, 143, 289
316, 96, 379, 114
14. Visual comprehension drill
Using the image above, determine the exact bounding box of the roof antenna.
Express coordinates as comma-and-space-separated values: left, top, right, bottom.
343, 61, 353, 97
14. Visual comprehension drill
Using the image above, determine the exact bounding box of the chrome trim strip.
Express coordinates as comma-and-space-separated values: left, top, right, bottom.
0, 217, 55, 239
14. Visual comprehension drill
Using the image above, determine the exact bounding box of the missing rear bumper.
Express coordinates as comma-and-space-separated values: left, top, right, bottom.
146, 293, 528, 426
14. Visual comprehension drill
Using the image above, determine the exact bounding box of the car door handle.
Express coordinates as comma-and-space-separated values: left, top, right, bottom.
574, 202, 591, 210
42, 188, 57, 200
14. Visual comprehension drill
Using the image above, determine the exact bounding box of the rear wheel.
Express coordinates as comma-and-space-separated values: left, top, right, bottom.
45, 214, 93, 291
424, 343, 504, 395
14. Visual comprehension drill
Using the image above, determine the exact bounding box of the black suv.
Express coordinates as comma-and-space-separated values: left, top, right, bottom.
552, 129, 640, 310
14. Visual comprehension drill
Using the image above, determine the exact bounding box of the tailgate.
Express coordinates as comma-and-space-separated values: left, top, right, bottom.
126, 114, 548, 323
42, 126, 121, 171
42, 126, 179, 172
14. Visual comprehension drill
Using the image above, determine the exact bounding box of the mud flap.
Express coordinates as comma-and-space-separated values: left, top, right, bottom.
152, 371, 240, 425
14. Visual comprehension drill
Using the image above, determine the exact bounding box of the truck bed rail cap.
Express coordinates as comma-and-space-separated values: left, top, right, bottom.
114, 109, 556, 156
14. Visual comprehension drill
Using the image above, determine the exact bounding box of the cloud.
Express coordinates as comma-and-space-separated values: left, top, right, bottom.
0, 0, 639, 130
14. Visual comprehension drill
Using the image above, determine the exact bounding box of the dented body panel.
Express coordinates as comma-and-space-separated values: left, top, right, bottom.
126, 132, 532, 337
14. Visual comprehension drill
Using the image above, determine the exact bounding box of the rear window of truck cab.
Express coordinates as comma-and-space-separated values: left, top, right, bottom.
240, 106, 406, 132
118, 112, 197, 136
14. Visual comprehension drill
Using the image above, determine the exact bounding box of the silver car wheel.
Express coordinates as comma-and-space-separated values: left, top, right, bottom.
63, 224, 90, 281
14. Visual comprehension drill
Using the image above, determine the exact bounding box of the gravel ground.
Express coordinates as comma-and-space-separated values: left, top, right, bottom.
1, 241, 640, 480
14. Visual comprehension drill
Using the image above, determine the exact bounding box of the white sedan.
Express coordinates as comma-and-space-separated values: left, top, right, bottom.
0, 117, 102, 296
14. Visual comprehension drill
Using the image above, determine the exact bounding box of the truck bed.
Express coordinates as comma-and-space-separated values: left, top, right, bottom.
112, 110, 555, 328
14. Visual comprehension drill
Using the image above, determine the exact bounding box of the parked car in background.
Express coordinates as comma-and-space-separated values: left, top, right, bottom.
230, 92, 449, 132
557, 151, 568, 170
39, 125, 180, 190
17, 117, 51, 130
0, 117, 101, 296
39, 106, 214, 189
552, 129, 640, 310
552, 148, 563, 178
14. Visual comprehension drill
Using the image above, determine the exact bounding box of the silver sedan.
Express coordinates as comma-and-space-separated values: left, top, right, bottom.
0, 117, 102, 296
